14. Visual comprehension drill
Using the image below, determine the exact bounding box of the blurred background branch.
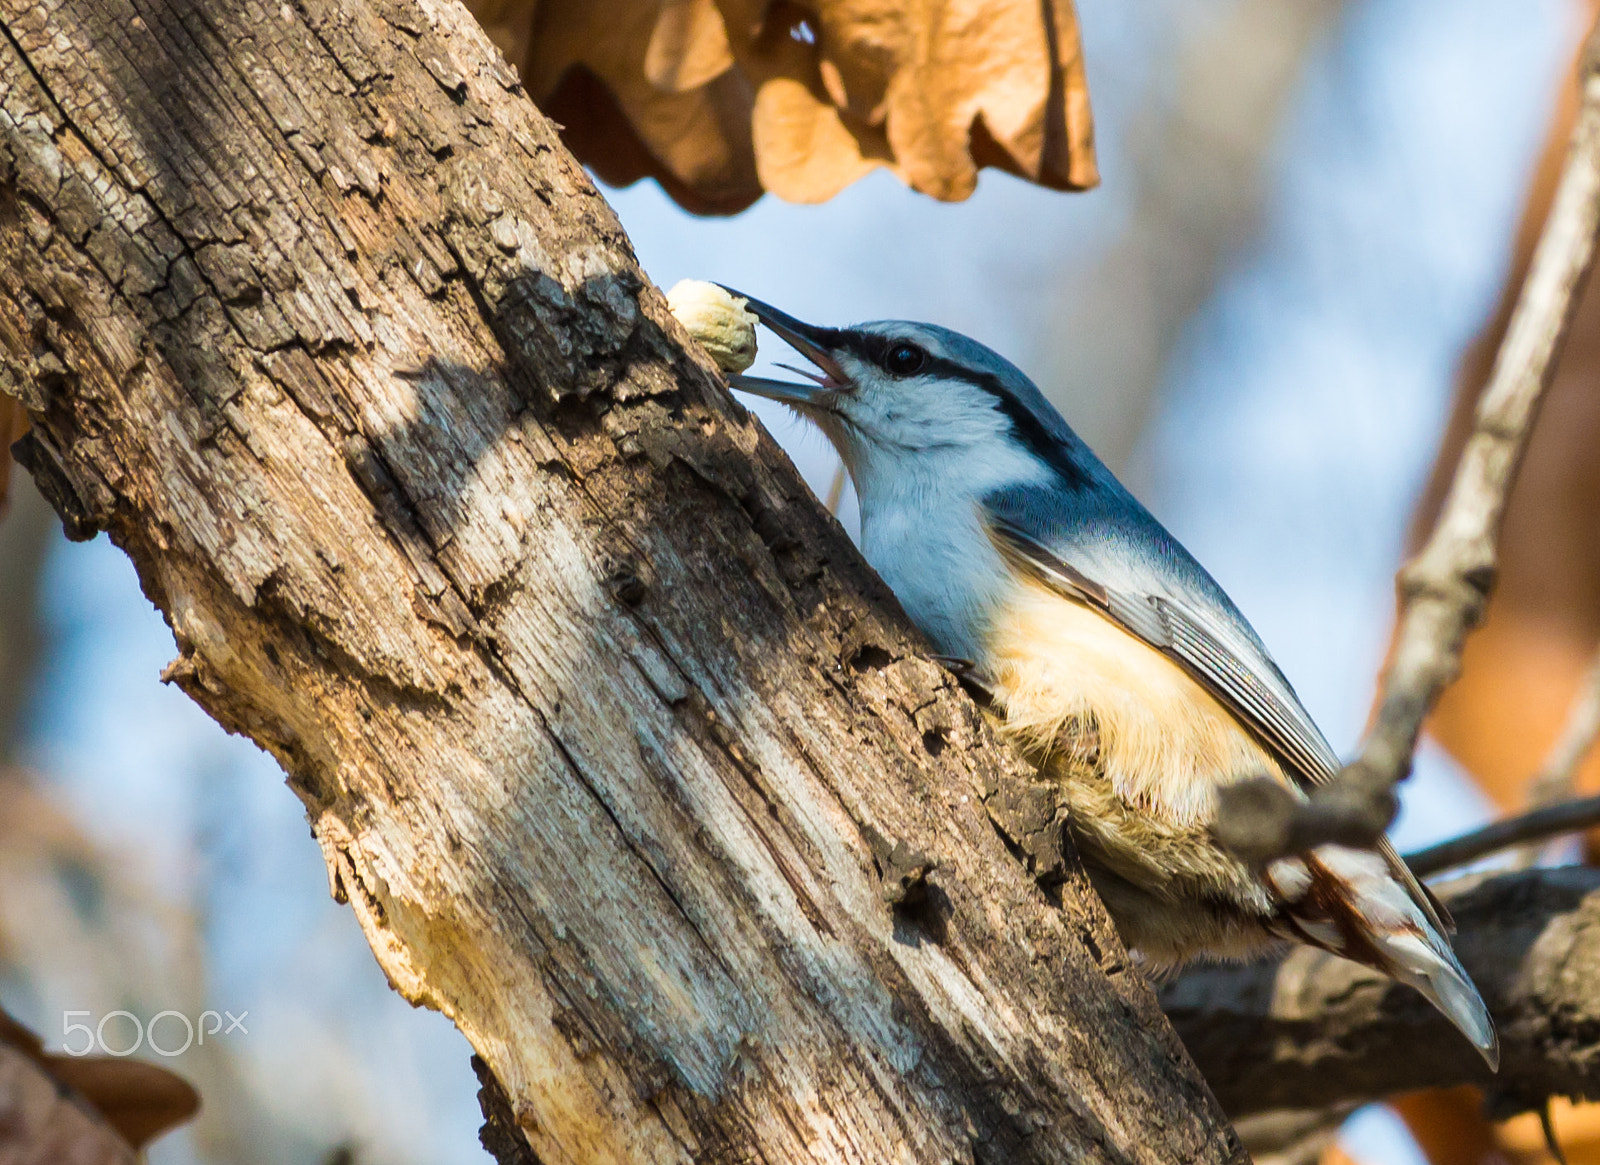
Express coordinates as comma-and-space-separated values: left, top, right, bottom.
1036, 0, 1347, 468
1405, 792, 1600, 877
1368, 11, 1600, 796
0, 475, 50, 761
1523, 642, 1600, 814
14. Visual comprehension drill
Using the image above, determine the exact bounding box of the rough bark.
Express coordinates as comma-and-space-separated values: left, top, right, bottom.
0, 0, 1245, 1161
1163, 868, 1600, 1118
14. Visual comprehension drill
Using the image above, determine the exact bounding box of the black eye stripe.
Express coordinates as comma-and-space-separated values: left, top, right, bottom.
825, 329, 1092, 491
833, 331, 899, 367
843, 334, 1093, 492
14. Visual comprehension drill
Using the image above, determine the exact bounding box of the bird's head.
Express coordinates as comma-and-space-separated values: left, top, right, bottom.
723, 289, 1099, 495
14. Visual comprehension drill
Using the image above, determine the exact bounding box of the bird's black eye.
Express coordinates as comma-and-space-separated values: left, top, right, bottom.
883, 342, 927, 377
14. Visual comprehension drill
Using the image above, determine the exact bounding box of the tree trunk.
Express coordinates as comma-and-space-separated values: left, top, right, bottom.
0, 0, 1244, 1160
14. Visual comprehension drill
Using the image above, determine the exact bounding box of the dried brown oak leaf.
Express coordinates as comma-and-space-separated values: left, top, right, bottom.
0, 1007, 200, 1152
470, 0, 1097, 214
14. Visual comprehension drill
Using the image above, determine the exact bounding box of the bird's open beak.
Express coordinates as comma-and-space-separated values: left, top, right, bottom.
718, 287, 851, 405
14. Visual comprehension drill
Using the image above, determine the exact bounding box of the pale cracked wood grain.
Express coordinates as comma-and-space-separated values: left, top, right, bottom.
0, 0, 1244, 1160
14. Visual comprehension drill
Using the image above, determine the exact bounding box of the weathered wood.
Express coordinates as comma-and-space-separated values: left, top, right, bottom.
0, 0, 1245, 1160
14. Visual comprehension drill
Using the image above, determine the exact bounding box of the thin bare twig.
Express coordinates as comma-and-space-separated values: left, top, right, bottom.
1214, 19, 1600, 864
1404, 792, 1600, 877
1396, 642, 1600, 877
1525, 640, 1600, 810
1503, 638, 1600, 868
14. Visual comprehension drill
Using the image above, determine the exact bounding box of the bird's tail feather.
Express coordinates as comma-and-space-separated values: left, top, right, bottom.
1373, 920, 1498, 1069
1288, 846, 1497, 1069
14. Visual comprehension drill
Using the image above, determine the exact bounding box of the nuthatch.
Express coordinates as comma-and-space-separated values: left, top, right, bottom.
726, 291, 1497, 1066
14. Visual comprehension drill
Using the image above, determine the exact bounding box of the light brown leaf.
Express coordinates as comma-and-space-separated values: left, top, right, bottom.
645, 0, 734, 92
509, 0, 761, 213
469, 0, 1096, 212
46, 1057, 201, 1150
0, 1044, 140, 1165
0, 1007, 200, 1150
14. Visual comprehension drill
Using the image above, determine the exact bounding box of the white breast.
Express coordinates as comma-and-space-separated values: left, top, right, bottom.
849, 439, 1049, 664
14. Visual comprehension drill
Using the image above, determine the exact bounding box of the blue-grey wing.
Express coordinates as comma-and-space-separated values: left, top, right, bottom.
981, 493, 1342, 789
982, 487, 1450, 934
